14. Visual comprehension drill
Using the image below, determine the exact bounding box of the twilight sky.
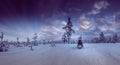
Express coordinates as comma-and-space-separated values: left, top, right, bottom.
0, 0, 120, 41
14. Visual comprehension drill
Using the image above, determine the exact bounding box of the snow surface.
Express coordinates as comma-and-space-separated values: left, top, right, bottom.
0, 43, 120, 65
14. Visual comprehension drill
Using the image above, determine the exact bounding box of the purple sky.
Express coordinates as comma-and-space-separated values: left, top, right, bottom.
0, 0, 120, 41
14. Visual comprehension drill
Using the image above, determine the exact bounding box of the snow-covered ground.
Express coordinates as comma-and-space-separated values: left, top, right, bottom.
0, 43, 120, 65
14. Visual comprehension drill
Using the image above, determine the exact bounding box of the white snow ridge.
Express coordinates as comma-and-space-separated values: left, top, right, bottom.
0, 43, 120, 65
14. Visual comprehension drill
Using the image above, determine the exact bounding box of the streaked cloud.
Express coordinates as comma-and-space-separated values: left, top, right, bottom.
88, 0, 109, 15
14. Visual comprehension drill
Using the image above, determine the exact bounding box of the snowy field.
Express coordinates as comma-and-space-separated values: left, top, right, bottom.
0, 43, 120, 65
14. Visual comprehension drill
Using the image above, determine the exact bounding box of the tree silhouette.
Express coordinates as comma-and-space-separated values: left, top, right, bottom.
62, 33, 67, 43
17, 37, 19, 43
33, 33, 38, 46
62, 17, 75, 44
99, 32, 105, 43
16, 37, 20, 47
112, 33, 118, 43
0, 32, 4, 42
27, 37, 30, 43
26, 37, 30, 46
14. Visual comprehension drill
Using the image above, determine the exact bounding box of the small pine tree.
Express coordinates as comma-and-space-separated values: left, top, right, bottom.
62, 33, 67, 43
27, 37, 30, 43
26, 37, 30, 46
108, 36, 112, 43
16, 37, 20, 47
112, 34, 118, 43
99, 32, 105, 43
33, 33, 38, 46
0, 32, 4, 42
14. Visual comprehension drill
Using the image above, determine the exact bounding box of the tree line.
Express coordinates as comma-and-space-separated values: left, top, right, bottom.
91, 32, 119, 43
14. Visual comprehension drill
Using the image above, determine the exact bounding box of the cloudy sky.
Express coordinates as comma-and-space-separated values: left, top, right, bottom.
0, 0, 120, 41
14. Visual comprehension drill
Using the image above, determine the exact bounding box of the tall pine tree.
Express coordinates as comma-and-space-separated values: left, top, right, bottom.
62, 17, 75, 44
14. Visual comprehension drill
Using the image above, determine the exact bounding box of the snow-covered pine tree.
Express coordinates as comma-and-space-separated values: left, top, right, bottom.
33, 33, 38, 46
62, 17, 75, 44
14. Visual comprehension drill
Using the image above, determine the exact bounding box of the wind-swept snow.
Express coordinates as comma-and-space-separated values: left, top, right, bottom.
0, 44, 120, 65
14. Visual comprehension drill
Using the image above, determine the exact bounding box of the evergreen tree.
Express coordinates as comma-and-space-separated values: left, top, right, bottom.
99, 32, 105, 43
16, 37, 20, 47
17, 37, 19, 43
108, 36, 112, 43
62, 33, 67, 43
33, 33, 38, 46
0, 32, 4, 42
62, 17, 75, 44
112, 33, 118, 43
27, 37, 30, 43
26, 37, 30, 46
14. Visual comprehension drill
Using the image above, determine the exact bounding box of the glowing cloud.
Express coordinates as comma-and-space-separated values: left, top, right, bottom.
81, 21, 90, 30
61, 21, 67, 26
